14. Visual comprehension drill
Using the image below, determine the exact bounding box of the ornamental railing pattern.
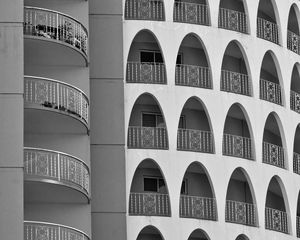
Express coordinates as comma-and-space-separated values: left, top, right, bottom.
223, 134, 253, 160
173, 2, 209, 26
218, 8, 248, 33
128, 126, 168, 149
177, 129, 214, 153
129, 192, 170, 216
24, 221, 90, 240
126, 62, 166, 84
293, 152, 300, 175
225, 200, 256, 226
221, 70, 251, 96
24, 7, 88, 56
297, 216, 300, 237
175, 64, 212, 89
287, 30, 300, 55
262, 142, 285, 169
180, 195, 217, 220
260, 78, 282, 105
24, 76, 89, 125
125, 0, 165, 21
265, 207, 288, 234
290, 90, 300, 113
24, 148, 90, 196
257, 17, 279, 45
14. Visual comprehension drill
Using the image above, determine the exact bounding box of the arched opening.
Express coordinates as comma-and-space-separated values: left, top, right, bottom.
129, 159, 171, 217
223, 104, 254, 160
218, 0, 248, 33
262, 113, 285, 169
265, 176, 289, 234
137, 226, 164, 240
179, 162, 217, 220
225, 168, 257, 226
293, 125, 300, 174
188, 229, 210, 240
220, 41, 252, 96
296, 192, 300, 237
128, 93, 169, 149
125, 0, 165, 21
173, 0, 210, 26
259, 51, 283, 106
290, 64, 300, 113
175, 34, 212, 89
126, 30, 166, 84
257, 0, 280, 45
177, 97, 214, 153
287, 4, 300, 54
235, 234, 249, 240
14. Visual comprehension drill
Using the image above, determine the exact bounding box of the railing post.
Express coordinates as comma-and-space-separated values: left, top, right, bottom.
57, 153, 61, 181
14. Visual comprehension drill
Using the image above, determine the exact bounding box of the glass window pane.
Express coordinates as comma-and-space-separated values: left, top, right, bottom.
144, 178, 158, 192
141, 51, 154, 63
142, 113, 156, 127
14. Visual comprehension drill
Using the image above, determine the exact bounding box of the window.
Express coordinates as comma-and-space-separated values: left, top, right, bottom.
144, 176, 166, 193
142, 112, 165, 128
181, 179, 188, 195
140, 51, 163, 63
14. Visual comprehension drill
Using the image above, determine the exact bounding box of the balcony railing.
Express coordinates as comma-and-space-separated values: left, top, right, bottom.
297, 216, 300, 237
129, 192, 170, 216
175, 64, 212, 89
128, 126, 168, 149
24, 221, 89, 240
126, 62, 166, 84
262, 142, 285, 169
173, 2, 209, 26
218, 8, 248, 33
293, 152, 300, 175
24, 7, 88, 57
221, 70, 251, 96
177, 129, 214, 153
287, 30, 300, 55
24, 147, 90, 197
265, 207, 288, 234
125, 0, 165, 21
291, 90, 300, 113
24, 76, 89, 126
180, 195, 217, 220
225, 200, 256, 226
223, 134, 253, 160
260, 78, 282, 105
257, 17, 279, 45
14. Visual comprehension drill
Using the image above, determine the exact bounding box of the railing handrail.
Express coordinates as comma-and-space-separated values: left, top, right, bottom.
260, 78, 280, 88
129, 126, 166, 130
265, 206, 287, 215
175, 1, 208, 8
176, 63, 209, 70
219, 7, 247, 16
130, 191, 169, 197
223, 133, 251, 141
127, 61, 165, 66
263, 141, 283, 150
291, 89, 300, 96
221, 69, 249, 78
226, 199, 255, 207
287, 29, 299, 37
180, 194, 215, 201
257, 17, 278, 28
178, 128, 212, 135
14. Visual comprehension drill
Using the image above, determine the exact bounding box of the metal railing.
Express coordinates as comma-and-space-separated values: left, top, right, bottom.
293, 152, 300, 175
180, 195, 217, 220
24, 147, 90, 196
290, 90, 300, 113
126, 62, 166, 84
260, 78, 282, 105
262, 142, 285, 169
127, 126, 168, 149
225, 200, 256, 226
24, 6, 88, 57
177, 129, 214, 153
125, 0, 165, 21
221, 70, 251, 96
219, 8, 248, 33
24, 221, 90, 240
257, 17, 279, 45
265, 207, 288, 234
175, 64, 212, 89
287, 30, 300, 55
24, 76, 89, 126
223, 134, 253, 160
129, 192, 170, 216
173, 2, 209, 26
297, 216, 300, 237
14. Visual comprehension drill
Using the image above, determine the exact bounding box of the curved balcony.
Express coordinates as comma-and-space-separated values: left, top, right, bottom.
287, 30, 300, 55
24, 147, 90, 202
24, 7, 88, 66
24, 76, 89, 134
265, 207, 288, 234
257, 17, 279, 45
24, 221, 90, 240
218, 8, 248, 34
260, 78, 282, 106
291, 90, 300, 113
262, 142, 285, 169
221, 70, 251, 96
223, 134, 253, 160
293, 152, 300, 175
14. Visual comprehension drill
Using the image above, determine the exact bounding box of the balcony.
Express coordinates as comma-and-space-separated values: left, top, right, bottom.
287, 30, 300, 55
225, 200, 257, 226
291, 90, 300, 113
260, 78, 282, 105
221, 70, 251, 96
223, 134, 253, 160
294, 152, 300, 174
180, 195, 217, 220
173, 2, 210, 26
265, 207, 288, 234
24, 76, 89, 133
263, 142, 285, 169
24, 221, 89, 240
218, 8, 248, 34
129, 192, 170, 216
24, 7, 88, 65
175, 64, 212, 89
257, 18, 279, 45
297, 216, 300, 238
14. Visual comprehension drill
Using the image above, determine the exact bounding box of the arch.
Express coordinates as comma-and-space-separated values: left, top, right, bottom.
188, 228, 211, 240
177, 96, 215, 153
179, 161, 217, 221
175, 33, 212, 89
136, 225, 165, 240
235, 234, 249, 240
129, 158, 171, 217
220, 40, 252, 96
290, 63, 300, 113
287, 4, 300, 53
222, 103, 255, 160
126, 29, 167, 84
